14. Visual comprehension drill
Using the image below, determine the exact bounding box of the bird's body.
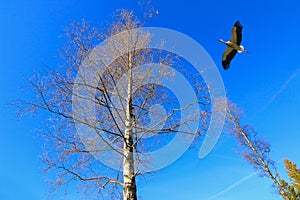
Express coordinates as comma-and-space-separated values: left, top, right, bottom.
219, 21, 247, 70
218, 39, 244, 53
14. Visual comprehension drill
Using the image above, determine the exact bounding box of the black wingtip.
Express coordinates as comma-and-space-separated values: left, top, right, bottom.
222, 61, 230, 70
234, 20, 243, 29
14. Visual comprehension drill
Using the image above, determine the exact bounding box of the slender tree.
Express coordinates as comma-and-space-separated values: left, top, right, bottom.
24, 9, 208, 200
225, 102, 300, 200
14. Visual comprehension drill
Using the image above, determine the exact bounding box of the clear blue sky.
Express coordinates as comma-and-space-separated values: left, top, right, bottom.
1, 0, 300, 199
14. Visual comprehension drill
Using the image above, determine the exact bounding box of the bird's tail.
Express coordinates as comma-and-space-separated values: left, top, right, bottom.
218, 39, 225, 44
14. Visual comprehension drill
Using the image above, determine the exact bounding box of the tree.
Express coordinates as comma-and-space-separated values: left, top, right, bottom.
25, 9, 208, 200
280, 159, 300, 199
225, 102, 299, 200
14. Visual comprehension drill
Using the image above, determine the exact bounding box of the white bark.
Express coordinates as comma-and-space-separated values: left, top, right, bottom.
123, 54, 137, 200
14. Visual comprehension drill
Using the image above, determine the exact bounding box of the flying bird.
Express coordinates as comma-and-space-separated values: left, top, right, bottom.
219, 21, 247, 70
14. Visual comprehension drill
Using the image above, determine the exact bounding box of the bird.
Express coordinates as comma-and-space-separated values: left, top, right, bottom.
219, 21, 248, 70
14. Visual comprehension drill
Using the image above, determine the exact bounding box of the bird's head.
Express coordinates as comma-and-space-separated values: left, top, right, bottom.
238, 45, 244, 53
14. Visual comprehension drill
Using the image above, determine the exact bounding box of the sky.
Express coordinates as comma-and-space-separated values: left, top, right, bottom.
1, 0, 300, 199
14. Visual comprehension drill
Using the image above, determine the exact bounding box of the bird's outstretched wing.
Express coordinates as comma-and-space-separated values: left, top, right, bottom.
230, 21, 243, 45
222, 47, 237, 70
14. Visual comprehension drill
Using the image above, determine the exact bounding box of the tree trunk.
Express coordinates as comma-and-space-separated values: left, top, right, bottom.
239, 128, 289, 200
123, 55, 137, 200
123, 132, 137, 200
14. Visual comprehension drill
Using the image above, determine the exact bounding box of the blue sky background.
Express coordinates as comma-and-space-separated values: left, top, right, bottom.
1, 0, 300, 199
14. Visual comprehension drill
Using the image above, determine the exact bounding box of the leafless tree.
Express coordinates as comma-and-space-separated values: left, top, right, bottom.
24, 9, 209, 200
224, 102, 290, 200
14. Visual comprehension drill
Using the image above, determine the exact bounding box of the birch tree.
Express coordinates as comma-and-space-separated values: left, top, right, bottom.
225, 102, 299, 200
26, 9, 209, 200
